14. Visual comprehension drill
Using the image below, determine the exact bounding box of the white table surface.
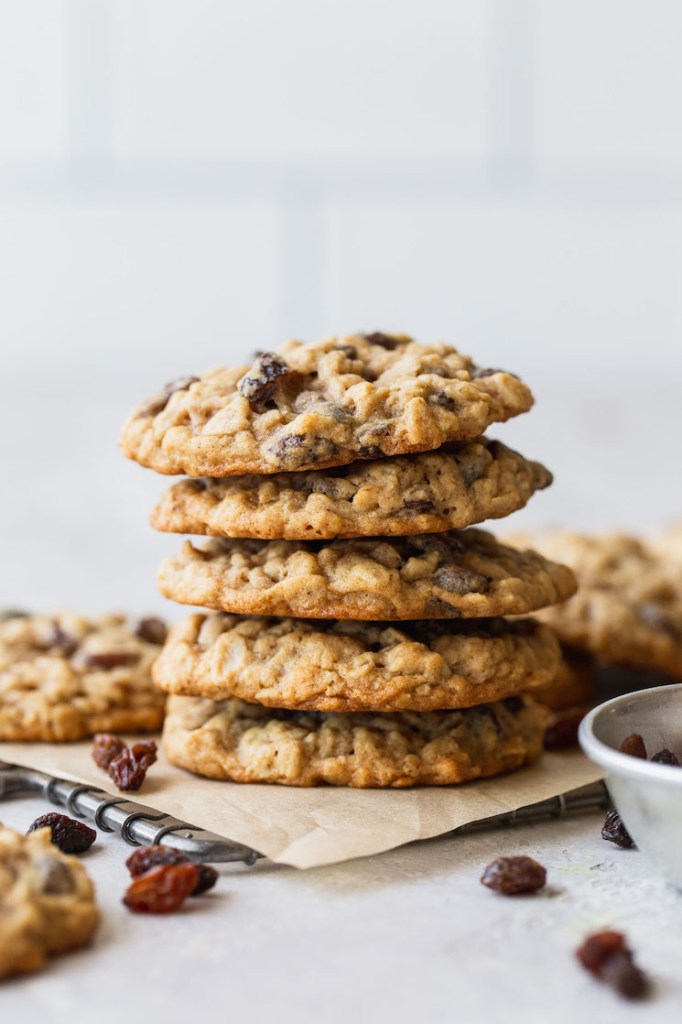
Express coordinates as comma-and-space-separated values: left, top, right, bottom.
1, 791, 680, 1024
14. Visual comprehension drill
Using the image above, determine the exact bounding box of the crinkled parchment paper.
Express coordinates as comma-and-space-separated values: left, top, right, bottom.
0, 740, 602, 868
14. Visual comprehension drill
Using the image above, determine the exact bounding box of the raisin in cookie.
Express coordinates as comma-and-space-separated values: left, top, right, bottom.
508, 531, 682, 677
0, 612, 167, 741
120, 334, 533, 477
162, 694, 547, 788
150, 439, 552, 540
0, 824, 99, 979
153, 612, 561, 712
158, 529, 577, 621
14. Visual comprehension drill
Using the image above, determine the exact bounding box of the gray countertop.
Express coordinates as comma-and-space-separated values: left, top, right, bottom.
2, 791, 680, 1024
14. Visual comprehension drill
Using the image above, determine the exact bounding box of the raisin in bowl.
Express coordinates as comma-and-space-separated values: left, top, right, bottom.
579, 683, 682, 889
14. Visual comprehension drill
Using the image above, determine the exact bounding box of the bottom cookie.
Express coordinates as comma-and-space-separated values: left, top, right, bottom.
0, 824, 99, 979
162, 694, 547, 788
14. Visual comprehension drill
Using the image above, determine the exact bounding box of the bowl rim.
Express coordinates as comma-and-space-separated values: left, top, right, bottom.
579, 682, 682, 788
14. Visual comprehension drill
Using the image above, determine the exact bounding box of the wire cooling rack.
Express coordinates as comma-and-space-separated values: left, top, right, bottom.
0, 761, 261, 864
0, 760, 609, 862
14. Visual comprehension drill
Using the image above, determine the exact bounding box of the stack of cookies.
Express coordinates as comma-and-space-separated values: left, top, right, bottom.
121, 333, 576, 787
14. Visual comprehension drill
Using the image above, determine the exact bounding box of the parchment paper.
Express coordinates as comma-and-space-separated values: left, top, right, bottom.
0, 740, 602, 868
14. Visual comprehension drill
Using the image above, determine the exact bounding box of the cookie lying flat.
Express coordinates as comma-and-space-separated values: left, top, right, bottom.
0, 824, 99, 979
508, 531, 682, 677
151, 439, 552, 541
154, 613, 561, 712
0, 612, 167, 741
162, 694, 547, 788
120, 334, 533, 477
158, 529, 577, 621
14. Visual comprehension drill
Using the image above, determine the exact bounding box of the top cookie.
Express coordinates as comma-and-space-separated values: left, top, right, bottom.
120, 334, 533, 476
508, 531, 682, 677
0, 611, 167, 741
150, 439, 552, 540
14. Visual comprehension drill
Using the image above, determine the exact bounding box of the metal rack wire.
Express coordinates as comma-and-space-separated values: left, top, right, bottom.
0, 761, 261, 864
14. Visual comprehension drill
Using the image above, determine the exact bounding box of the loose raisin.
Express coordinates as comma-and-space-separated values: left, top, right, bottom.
576, 930, 626, 975
123, 864, 199, 914
190, 863, 219, 896
92, 732, 126, 770
601, 809, 635, 849
130, 740, 158, 771
544, 707, 588, 751
27, 812, 96, 854
601, 950, 649, 1000
108, 748, 149, 792
650, 748, 680, 766
480, 855, 547, 895
135, 616, 167, 645
126, 846, 218, 896
576, 931, 648, 1001
619, 733, 647, 759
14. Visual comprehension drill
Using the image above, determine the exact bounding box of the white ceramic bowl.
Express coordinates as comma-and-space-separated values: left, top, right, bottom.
579, 684, 682, 889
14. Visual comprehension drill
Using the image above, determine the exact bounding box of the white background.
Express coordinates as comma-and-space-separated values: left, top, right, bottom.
1, 5, 682, 1023
1, 0, 681, 615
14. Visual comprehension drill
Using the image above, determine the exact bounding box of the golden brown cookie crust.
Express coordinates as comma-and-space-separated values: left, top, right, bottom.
162, 694, 547, 788
120, 334, 534, 477
158, 528, 577, 621
0, 825, 99, 979
153, 612, 561, 712
508, 531, 682, 677
150, 439, 552, 541
0, 612, 166, 741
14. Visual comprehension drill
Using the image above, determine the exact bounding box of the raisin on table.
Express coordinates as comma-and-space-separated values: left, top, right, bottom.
576, 930, 649, 1001
601, 809, 635, 849
126, 845, 218, 896
480, 855, 547, 895
123, 864, 199, 914
27, 812, 96, 854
